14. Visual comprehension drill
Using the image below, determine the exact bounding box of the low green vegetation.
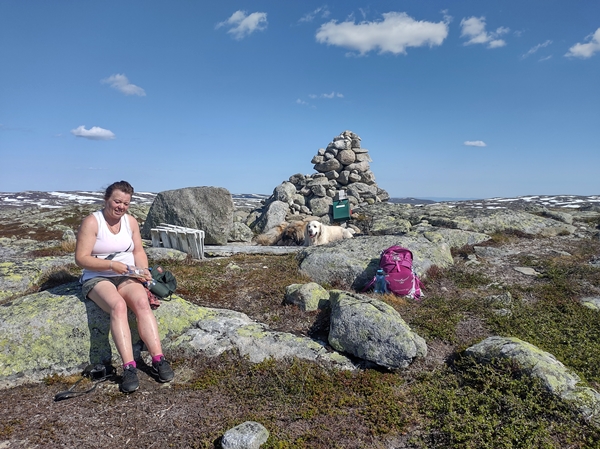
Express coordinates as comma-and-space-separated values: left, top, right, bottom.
412, 357, 599, 449
184, 355, 415, 447
489, 258, 600, 387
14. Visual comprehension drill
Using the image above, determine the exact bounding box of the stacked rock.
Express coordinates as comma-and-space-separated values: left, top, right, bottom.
251, 130, 390, 230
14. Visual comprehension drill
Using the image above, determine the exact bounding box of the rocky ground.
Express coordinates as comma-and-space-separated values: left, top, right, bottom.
1, 192, 600, 448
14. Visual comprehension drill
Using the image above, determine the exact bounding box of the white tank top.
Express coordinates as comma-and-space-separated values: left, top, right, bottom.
81, 210, 136, 282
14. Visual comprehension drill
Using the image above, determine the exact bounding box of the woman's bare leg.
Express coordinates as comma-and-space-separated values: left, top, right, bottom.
117, 280, 163, 357
88, 281, 135, 363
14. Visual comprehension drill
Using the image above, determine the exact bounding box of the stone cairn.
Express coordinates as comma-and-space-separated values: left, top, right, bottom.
250, 130, 390, 230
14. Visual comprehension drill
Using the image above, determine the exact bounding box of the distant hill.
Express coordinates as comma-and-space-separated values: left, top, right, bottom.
0, 191, 599, 211
389, 197, 437, 205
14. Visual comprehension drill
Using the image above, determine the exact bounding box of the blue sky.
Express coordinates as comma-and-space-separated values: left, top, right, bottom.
1, 1, 599, 199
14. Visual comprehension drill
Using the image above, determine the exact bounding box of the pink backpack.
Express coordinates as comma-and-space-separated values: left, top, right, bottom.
363, 246, 424, 299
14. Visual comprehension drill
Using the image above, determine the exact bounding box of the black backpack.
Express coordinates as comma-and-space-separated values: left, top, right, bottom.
148, 266, 177, 299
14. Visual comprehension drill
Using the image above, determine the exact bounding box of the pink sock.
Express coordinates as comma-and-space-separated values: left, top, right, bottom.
152, 354, 164, 364
123, 360, 136, 369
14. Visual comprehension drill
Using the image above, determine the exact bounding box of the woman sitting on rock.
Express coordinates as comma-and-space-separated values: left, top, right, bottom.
75, 180, 174, 393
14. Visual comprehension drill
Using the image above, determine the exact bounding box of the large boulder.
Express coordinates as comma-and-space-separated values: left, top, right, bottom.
466, 336, 600, 427
328, 291, 427, 369
141, 187, 234, 245
297, 235, 454, 290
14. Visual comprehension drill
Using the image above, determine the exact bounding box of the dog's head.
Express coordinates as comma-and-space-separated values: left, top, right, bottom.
282, 221, 307, 246
306, 221, 321, 238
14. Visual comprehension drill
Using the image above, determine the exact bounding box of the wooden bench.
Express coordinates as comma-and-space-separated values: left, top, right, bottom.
150, 223, 205, 259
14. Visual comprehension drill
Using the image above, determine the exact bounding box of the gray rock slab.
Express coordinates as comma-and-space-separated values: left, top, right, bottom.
466, 336, 600, 427
353, 202, 577, 237
297, 235, 453, 290
204, 245, 302, 257
513, 266, 541, 276
176, 308, 354, 369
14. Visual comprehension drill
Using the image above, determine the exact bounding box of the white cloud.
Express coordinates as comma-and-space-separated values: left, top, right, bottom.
101, 74, 146, 96
296, 99, 308, 105
315, 12, 449, 55
307, 92, 344, 99
441, 10, 453, 24
565, 28, 600, 58
521, 40, 552, 59
299, 6, 330, 23
71, 125, 115, 140
216, 10, 267, 40
539, 55, 553, 62
464, 140, 487, 147
460, 17, 508, 49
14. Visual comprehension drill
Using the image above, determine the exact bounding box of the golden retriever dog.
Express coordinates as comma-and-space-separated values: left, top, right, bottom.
304, 220, 354, 246
253, 221, 308, 246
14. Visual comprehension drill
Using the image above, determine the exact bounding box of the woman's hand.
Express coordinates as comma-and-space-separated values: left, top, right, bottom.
110, 261, 129, 275
142, 268, 152, 282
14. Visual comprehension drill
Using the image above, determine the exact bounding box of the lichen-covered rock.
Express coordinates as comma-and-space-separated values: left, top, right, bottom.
308, 196, 333, 217
465, 336, 600, 427
369, 214, 412, 235
419, 204, 576, 236
541, 209, 574, 225
0, 255, 73, 302
328, 291, 427, 369
228, 222, 254, 243
222, 421, 269, 449
284, 282, 330, 311
174, 309, 354, 369
0, 283, 207, 388
0, 283, 355, 388
421, 228, 491, 248
145, 247, 188, 262
353, 202, 576, 237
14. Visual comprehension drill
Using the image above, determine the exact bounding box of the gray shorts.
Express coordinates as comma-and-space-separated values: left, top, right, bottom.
81, 276, 133, 299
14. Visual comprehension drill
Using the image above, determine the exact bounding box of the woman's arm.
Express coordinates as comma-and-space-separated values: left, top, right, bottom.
129, 215, 151, 280
74, 214, 112, 272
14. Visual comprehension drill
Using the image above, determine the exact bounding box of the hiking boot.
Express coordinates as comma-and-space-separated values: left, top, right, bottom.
120, 365, 139, 393
152, 356, 174, 383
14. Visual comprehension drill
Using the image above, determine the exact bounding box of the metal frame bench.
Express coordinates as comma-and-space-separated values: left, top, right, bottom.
150, 223, 205, 259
